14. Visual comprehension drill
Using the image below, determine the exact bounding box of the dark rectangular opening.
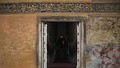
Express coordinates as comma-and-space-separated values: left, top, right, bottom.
47, 22, 78, 68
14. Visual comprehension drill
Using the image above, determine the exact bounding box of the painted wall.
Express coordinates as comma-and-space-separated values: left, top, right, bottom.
0, 12, 120, 68
0, 14, 37, 68
0, 0, 120, 67
0, 0, 91, 3
0, 0, 120, 3
85, 14, 120, 68
0, 13, 87, 68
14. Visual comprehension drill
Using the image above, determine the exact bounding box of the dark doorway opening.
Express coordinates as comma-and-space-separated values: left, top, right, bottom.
47, 22, 77, 68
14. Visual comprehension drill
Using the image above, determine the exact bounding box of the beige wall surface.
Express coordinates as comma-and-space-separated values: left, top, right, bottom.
92, 0, 120, 3
0, 14, 37, 68
0, 0, 120, 3
0, 0, 91, 3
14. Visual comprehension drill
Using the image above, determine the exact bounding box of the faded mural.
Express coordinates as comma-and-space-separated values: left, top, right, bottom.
85, 15, 120, 68
85, 45, 120, 68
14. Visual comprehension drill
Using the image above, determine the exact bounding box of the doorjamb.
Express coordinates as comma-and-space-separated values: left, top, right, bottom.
37, 16, 87, 68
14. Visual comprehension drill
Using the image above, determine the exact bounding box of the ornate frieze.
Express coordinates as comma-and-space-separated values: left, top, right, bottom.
0, 3, 120, 14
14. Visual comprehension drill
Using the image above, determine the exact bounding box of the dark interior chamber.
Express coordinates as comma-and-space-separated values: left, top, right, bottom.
47, 22, 77, 64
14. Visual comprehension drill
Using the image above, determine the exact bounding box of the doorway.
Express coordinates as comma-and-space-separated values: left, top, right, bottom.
37, 16, 86, 68
47, 22, 77, 68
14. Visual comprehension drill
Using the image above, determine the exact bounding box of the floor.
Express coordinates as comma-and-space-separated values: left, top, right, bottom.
48, 63, 76, 68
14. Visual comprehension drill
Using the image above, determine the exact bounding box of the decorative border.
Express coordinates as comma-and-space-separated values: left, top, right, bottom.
39, 16, 87, 22
0, 3, 120, 14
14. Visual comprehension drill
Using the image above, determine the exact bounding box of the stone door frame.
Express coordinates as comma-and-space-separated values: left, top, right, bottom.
37, 16, 87, 68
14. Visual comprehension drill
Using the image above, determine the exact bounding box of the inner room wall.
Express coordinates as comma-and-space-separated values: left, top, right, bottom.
47, 22, 57, 63
57, 23, 67, 37
67, 23, 77, 63
47, 22, 77, 63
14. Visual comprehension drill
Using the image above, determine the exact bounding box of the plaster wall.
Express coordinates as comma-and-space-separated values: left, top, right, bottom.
0, 0, 120, 68
0, 0, 91, 3
0, 12, 120, 68
87, 14, 120, 45
0, 14, 37, 68
0, 0, 120, 3
85, 14, 120, 68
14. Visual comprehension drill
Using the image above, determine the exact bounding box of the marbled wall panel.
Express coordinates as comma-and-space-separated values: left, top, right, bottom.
87, 15, 120, 45
0, 14, 37, 68
85, 15, 120, 68
85, 45, 120, 68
